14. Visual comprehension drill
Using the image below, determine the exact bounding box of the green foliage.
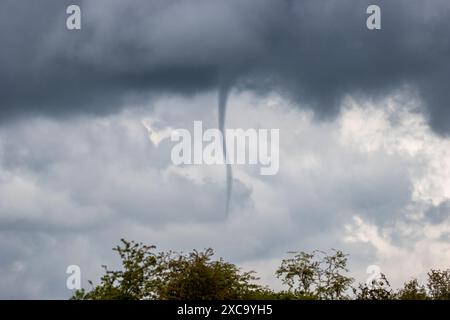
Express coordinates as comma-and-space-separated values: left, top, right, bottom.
73, 239, 159, 300
395, 278, 428, 300
245, 289, 314, 300
73, 239, 263, 300
353, 273, 393, 300
156, 248, 261, 299
275, 250, 353, 299
72, 239, 450, 300
427, 269, 450, 300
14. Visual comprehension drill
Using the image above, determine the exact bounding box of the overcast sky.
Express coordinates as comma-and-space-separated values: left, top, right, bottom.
0, 0, 450, 298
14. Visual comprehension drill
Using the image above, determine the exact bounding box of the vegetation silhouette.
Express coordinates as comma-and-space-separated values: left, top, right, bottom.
72, 239, 450, 300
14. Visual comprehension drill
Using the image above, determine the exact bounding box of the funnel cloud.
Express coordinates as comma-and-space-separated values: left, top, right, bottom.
1, 0, 450, 134
1, 0, 450, 299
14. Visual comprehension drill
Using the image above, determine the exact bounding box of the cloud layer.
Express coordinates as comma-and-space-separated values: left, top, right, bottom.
0, 91, 449, 297
1, 0, 450, 133
1, 0, 450, 298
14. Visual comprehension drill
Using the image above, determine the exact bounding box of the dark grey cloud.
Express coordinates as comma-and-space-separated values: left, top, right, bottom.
1, 0, 450, 133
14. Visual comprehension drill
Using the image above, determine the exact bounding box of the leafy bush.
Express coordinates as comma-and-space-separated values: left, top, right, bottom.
73, 239, 450, 300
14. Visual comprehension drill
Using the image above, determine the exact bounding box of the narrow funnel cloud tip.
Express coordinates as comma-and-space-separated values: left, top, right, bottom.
218, 82, 232, 215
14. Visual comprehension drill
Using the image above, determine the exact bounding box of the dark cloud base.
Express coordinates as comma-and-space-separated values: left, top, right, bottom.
1, 0, 450, 134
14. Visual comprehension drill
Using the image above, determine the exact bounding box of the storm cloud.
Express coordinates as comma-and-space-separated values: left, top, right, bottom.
1, 0, 450, 133
1, 0, 450, 299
